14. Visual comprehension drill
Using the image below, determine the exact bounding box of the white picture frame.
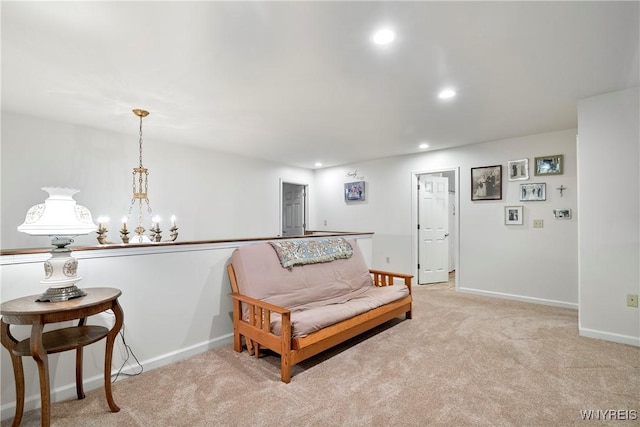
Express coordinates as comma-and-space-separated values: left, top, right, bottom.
520, 183, 546, 201
553, 209, 572, 219
507, 159, 529, 181
505, 206, 523, 225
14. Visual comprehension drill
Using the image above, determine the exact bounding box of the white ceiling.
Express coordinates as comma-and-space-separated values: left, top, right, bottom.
2, 1, 639, 169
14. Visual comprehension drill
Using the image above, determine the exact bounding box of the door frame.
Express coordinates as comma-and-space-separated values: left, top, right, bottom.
411, 167, 460, 288
279, 179, 309, 237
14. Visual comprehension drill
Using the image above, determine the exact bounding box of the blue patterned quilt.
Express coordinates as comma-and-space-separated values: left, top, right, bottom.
269, 238, 353, 269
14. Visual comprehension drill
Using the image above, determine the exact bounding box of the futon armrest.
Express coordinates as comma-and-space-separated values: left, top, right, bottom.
229, 292, 291, 315
369, 269, 413, 279
369, 269, 413, 290
229, 292, 292, 360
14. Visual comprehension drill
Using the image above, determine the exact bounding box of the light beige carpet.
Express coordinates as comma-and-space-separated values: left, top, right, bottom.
3, 284, 638, 426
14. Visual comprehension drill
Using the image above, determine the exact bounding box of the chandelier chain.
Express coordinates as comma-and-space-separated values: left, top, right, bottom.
138, 115, 144, 168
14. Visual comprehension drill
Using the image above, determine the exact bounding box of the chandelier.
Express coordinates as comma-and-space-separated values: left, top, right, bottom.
97, 109, 178, 244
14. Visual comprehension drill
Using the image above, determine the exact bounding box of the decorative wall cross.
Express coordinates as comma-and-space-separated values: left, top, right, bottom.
557, 185, 567, 197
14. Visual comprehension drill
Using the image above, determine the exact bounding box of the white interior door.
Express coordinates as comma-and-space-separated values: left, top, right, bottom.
282, 183, 305, 236
418, 174, 449, 284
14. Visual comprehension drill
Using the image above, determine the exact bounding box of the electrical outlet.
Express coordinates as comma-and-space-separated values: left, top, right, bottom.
627, 294, 639, 308
533, 219, 544, 228
386, 257, 390, 263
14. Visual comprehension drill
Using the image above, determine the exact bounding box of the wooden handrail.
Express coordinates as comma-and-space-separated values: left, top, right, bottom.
1, 231, 373, 256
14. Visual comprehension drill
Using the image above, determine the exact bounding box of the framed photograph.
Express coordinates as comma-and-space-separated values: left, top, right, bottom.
471, 165, 502, 201
505, 206, 523, 225
344, 181, 365, 202
507, 159, 529, 181
520, 183, 546, 201
553, 209, 572, 219
534, 154, 563, 176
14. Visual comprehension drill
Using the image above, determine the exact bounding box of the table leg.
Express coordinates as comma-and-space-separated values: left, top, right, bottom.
75, 317, 87, 399
104, 300, 124, 412
75, 346, 86, 399
1, 321, 25, 427
30, 321, 50, 427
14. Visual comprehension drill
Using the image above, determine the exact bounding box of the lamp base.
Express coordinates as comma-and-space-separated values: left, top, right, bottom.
36, 285, 87, 302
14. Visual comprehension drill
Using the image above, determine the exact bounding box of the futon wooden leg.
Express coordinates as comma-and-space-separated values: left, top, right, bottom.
280, 317, 291, 383
280, 357, 291, 383
233, 331, 242, 352
232, 302, 243, 353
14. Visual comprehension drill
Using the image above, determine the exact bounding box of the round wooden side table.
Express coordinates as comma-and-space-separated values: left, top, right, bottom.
0, 287, 124, 427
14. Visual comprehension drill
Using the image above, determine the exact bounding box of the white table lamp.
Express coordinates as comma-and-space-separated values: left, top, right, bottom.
17, 187, 98, 302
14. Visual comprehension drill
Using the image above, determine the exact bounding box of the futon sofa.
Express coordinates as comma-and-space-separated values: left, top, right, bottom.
227, 238, 413, 382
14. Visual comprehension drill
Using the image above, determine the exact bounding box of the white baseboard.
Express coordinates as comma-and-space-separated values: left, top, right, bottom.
0, 334, 233, 422
578, 327, 640, 347
457, 287, 578, 309
458, 287, 640, 347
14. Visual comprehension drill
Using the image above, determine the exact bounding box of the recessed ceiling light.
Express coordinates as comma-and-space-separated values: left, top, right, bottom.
438, 88, 456, 99
419, 143, 429, 149
372, 28, 395, 45
314, 162, 323, 168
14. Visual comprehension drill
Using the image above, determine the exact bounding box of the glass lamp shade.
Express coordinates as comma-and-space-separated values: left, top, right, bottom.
18, 187, 97, 236
17, 187, 97, 302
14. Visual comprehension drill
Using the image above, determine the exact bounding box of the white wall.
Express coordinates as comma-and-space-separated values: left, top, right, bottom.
0, 237, 373, 420
577, 87, 640, 346
0, 243, 235, 420
314, 129, 579, 307
2, 90, 637, 418
1, 112, 314, 250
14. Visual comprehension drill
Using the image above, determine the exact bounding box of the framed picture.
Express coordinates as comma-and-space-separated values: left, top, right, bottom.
534, 154, 563, 176
553, 209, 572, 219
507, 159, 529, 181
471, 165, 502, 201
520, 183, 546, 201
344, 181, 365, 201
505, 206, 523, 225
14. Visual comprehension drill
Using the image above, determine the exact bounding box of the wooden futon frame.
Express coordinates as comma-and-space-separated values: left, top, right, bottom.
227, 265, 413, 383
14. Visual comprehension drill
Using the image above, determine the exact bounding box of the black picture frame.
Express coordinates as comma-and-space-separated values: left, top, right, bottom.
471, 165, 502, 201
